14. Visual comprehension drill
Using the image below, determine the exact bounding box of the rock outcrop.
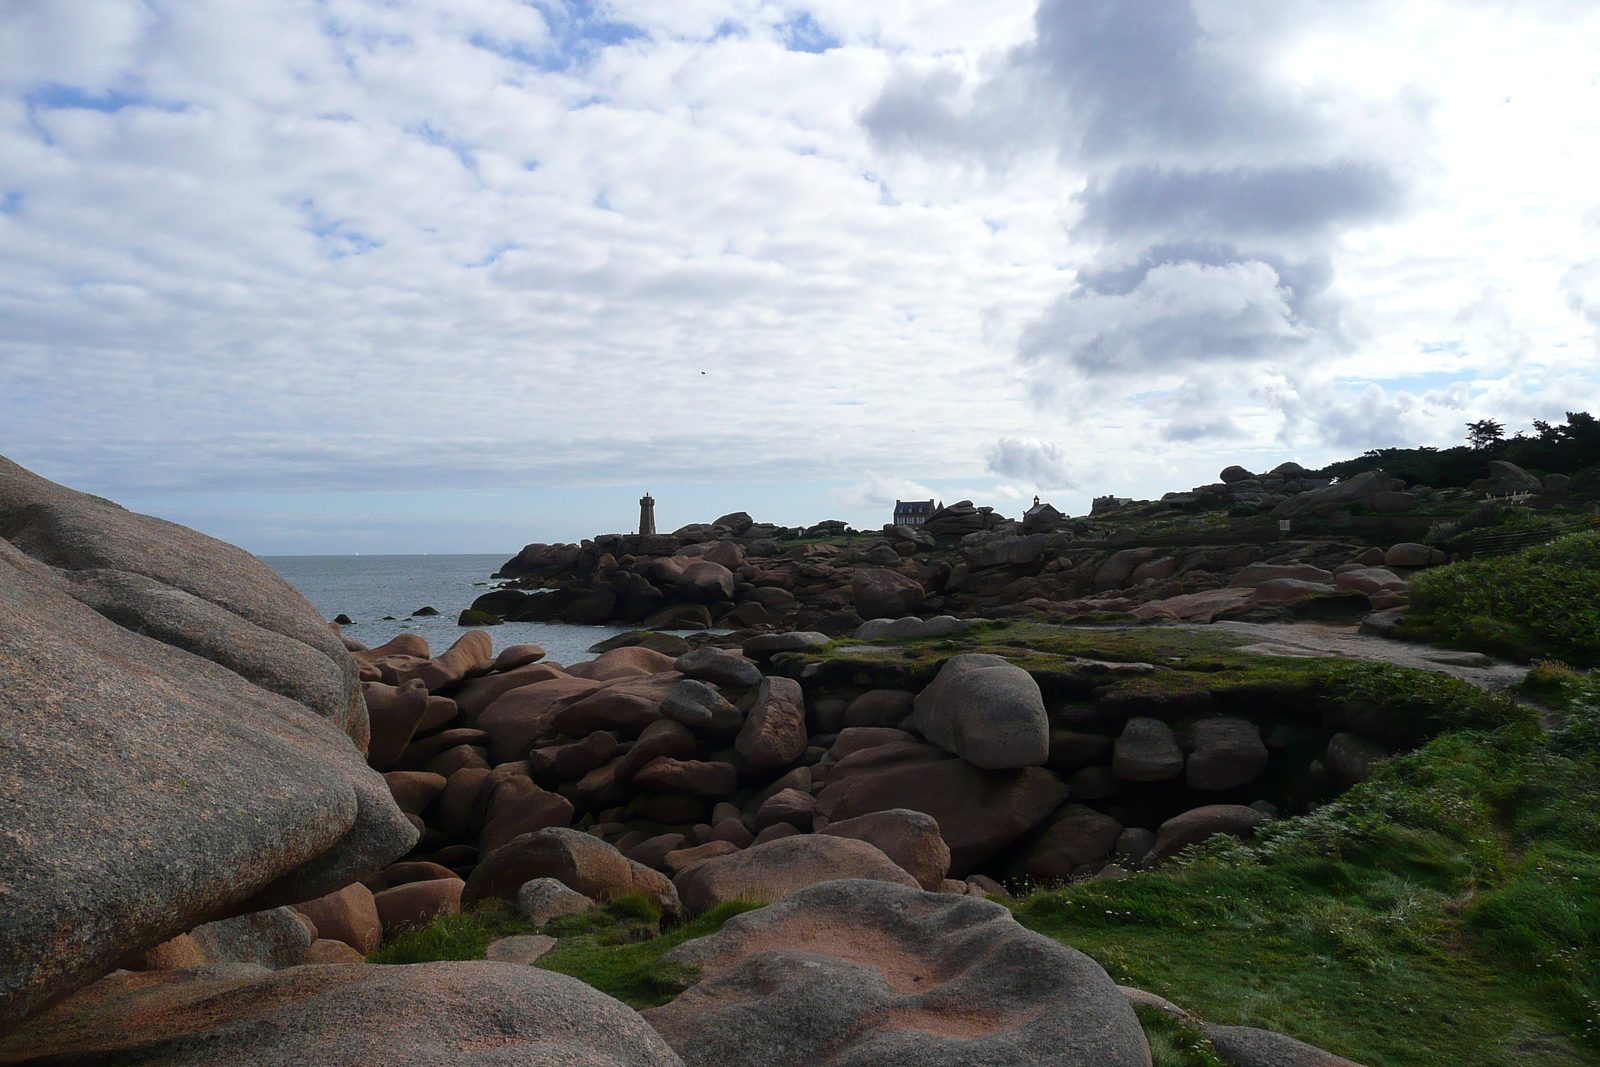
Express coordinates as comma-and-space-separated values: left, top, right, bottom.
0, 962, 686, 1066
0, 456, 414, 1027
645, 879, 1149, 1067
674, 835, 920, 914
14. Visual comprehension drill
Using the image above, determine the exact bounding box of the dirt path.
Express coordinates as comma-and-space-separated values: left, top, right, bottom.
1182, 620, 1531, 692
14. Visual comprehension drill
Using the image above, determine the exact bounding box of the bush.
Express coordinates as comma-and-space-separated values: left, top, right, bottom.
1407, 531, 1600, 664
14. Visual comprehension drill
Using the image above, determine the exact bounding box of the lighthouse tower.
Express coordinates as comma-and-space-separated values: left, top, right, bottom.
638, 493, 656, 536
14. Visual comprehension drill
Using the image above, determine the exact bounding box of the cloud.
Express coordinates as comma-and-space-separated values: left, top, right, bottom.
1020, 259, 1310, 377
1, 0, 1599, 552
864, 0, 1433, 436
830, 475, 939, 511
1075, 163, 1404, 240
985, 437, 1074, 488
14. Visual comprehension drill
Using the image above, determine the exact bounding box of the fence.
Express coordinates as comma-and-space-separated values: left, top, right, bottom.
1465, 514, 1600, 557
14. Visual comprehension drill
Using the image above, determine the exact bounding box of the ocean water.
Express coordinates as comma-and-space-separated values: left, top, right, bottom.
260, 554, 641, 668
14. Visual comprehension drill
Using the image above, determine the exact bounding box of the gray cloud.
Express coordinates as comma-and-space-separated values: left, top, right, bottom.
1161, 417, 1245, 442
1018, 0, 1311, 160
863, 0, 1357, 164
985, 437, 1074, 488
866, 0, 1423, 437
1019, 259, 1309, 377
1075, 163, 1404, 240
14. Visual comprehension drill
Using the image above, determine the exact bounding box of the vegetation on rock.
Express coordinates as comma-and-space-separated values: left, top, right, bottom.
1404, 531, 1600, 664
1322, 410, 1600, 489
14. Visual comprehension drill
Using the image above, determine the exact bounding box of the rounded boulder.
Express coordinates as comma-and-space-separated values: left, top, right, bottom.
905, 653, 1049, 769
675, 835, 919, 915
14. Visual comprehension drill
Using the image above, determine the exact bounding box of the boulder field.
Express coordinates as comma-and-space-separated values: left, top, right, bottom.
1, 456, 1382, 1065
336, 633, 1396, 901
461, 460, 1555, 634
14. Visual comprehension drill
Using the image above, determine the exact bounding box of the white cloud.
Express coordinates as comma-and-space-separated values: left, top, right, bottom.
830, 474, 938, 511
0, 0, 1597, 550
1020, 259, 1311, 378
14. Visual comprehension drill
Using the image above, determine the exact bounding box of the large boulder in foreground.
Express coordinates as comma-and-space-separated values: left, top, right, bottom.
814, 741, 1067, 876
675, 835, 919, 915
644, 879, 1148, 1067
0, 961, 685, 1066
905, 653, 1049, 769
0, 455, 366, 740
0, 457, 416, 1028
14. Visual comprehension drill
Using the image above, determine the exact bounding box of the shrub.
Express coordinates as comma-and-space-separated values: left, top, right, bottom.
1407, 531, 1600, 664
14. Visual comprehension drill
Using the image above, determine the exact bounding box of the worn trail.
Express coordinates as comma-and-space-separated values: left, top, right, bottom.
1180, 620, 1529, 692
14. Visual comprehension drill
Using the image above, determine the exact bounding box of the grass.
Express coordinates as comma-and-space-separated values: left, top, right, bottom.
366, 894, 768, 1008
811, 619, 1532, 743
1006, 717, 1600, 1066
1406, 531, 1600, 665
1135, 1006, 1229, 1067
366, 899, 533, 965
536, 900, 766, 1007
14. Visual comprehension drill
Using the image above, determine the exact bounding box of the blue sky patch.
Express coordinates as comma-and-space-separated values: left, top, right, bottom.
779, 12, 840, 53
28, 85, 147, 113
406, 122, 477, 172
478, 1, 646, 73
1340, 369, 1475, 394
303, 201, 381, 259
0, 193, 21, 216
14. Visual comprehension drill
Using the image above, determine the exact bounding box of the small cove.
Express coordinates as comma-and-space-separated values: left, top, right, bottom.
261, 553, 645, 666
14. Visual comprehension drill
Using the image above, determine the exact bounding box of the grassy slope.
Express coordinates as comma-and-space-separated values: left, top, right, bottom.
514, 726, 1600, 1065
1405, 531, 1600, 665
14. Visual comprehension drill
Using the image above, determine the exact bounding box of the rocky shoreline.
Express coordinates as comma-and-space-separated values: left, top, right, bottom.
9, 451, 1575, 1065
467, 459, 1564, 635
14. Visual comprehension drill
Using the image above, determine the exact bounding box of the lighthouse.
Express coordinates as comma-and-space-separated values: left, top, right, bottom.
638, 493, 656, 536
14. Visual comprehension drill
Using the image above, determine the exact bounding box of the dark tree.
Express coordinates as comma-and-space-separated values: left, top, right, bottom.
1466, 419, 1505, 449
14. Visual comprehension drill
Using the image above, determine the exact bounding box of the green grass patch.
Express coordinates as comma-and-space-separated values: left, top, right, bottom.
1407, 531, 1600, 665
366, 899, 529, 965
536, 900, 767, 1008
1008, 722, 1600, 1066
1135, 1006, 1229, 1067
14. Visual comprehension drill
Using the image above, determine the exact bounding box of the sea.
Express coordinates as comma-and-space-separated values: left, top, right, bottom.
260, 554, 644, 668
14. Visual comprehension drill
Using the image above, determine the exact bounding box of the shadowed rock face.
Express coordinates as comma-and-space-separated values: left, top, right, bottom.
814, 741, 1068, 877
645, 879, 1148, 1067
0, 962, 686, 1067
0, 456, 366, 743
0, 456, 416, 1028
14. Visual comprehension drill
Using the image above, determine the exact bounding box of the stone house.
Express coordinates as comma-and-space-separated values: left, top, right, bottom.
893, 499, 936, 526
1022, 496, 1064, 533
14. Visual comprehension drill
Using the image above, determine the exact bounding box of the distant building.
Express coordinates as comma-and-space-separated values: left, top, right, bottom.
894, 499, 935, 526
639, 493, 656, 536
1091, 495, 1133, 515
1022, 496, 1065, 533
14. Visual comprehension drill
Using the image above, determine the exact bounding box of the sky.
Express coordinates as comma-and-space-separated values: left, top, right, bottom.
3, 0, 1599, 554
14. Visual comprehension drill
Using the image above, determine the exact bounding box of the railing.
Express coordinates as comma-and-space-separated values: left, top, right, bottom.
1466, 514, 1600, 557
